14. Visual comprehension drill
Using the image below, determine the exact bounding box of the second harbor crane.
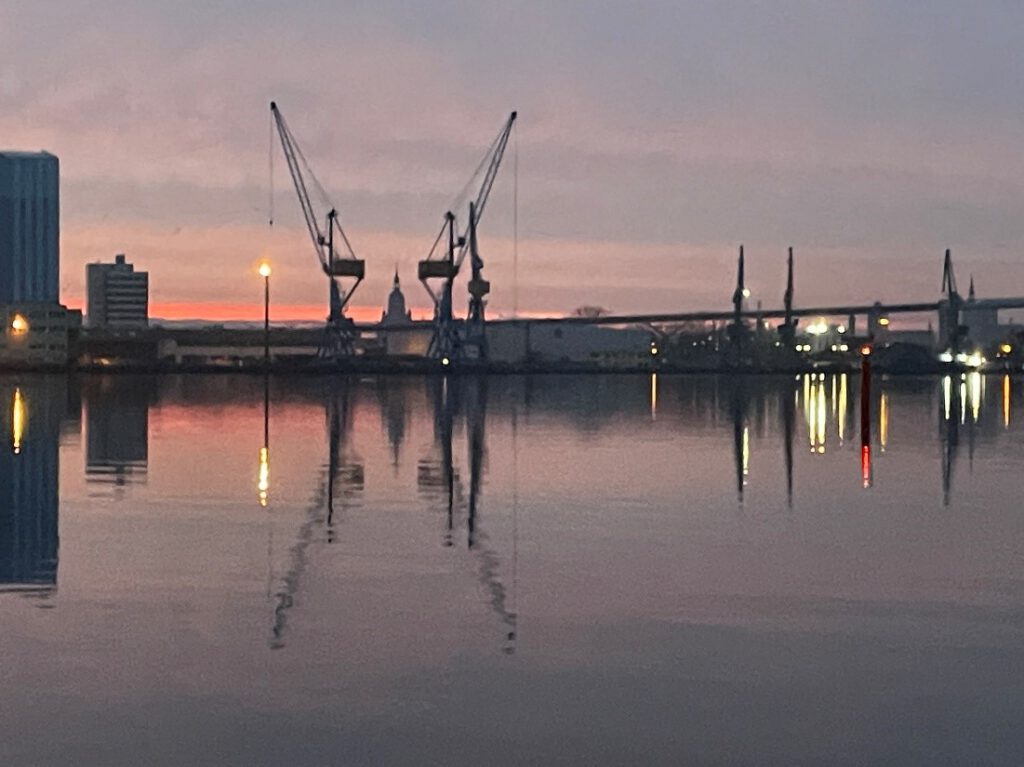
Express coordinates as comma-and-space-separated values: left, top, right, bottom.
418, 111, 517, 364
270, 101, 366, 359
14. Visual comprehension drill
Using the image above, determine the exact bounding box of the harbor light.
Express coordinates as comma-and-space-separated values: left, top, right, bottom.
878, 317, 890, 327
806, 320, 828, 335
10, 314, 28, 335
1000, 343, 1013, 355
742, 288, 751, 299
939, 351, 954, 363
258, 261, 272, 278
860, 345, 872, 356
441, 356, 451, 366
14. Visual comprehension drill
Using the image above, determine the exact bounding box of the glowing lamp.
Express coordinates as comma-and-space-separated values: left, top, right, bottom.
10, 314, 28, 334
258, 261, 272, 278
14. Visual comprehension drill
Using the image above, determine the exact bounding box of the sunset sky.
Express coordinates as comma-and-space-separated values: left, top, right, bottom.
4, 1, 1024, 320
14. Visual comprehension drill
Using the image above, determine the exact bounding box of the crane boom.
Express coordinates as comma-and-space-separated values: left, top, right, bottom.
269, 101, 365, 358
455, 111, 517, 269
271, 102, 328, 272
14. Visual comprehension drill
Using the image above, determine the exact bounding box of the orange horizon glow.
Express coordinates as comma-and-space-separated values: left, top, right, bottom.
61, 298, 564, 323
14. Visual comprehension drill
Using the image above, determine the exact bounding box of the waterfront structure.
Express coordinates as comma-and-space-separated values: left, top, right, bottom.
86, 254, 149, 328
0, 303, 81, 366
0, 151, 60, 304
961, 277, 1001, 347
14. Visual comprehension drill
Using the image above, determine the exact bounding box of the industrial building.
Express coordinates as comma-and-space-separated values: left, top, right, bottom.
0, 151, 60, 304
86, 253, 149, 328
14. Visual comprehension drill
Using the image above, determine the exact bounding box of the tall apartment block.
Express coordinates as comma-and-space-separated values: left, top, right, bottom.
86, 254, 149, 328
0, 151, 60, 303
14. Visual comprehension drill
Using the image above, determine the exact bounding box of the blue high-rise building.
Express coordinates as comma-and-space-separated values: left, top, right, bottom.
0, 151, 60, 303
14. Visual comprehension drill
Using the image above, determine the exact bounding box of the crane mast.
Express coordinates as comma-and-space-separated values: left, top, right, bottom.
419, 111, 517, 363
270, 101, 365, 359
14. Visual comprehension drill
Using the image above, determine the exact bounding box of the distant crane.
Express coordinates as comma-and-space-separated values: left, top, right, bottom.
418, 111, 517, 363
270, 102, 365, 359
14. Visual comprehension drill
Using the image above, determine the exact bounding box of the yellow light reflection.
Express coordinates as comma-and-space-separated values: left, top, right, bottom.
12, 388, 25, 455
806, 375, 816, 452
1004, 375, 1011, 429
880, 393, 889, 451
650, 373, 658, 420
742, 426, 750, 482
959, 377, 967, 426
816, 379, 826, 454
969, 371, 982, 424
838, 374, 848, 443
258, 446, 270, 506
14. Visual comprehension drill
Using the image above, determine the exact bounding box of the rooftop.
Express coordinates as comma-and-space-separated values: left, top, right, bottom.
0, 150, 57, 160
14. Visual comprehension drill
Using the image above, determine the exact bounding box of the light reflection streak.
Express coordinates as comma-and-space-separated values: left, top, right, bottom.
11, 387, 25, 455
838, 374, 847, 442
880, 393, 889, 452
650, 373, 657, 420
943, 376, 952, 422
969, 372, 982, 424
959, 377, 967, 426
742, 425, 750, 481
1004, 375, 1012, 429
816, 379, 826, 454
258, 446, 270, 507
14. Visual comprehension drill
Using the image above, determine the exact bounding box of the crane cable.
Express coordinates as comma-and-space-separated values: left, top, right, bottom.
512, 119, 519, 319
269, 106, 275, 227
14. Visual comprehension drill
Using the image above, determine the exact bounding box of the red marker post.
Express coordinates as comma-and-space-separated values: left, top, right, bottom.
860, 344, 873, 488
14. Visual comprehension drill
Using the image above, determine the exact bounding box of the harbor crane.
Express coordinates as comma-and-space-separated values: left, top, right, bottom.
270, 102, 365, 359
418, 111, 517, 363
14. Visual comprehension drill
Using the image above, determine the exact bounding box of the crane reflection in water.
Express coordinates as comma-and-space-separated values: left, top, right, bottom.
254, 371, 1014, 650
418, 375, 518, 654
267, 378, 364, 649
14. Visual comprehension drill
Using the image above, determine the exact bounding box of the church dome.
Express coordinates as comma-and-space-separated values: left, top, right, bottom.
381, 270, 412, 326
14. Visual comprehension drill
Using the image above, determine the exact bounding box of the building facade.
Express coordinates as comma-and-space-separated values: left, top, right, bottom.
86, 254, 149, 328
0, 303, 81, 366
0, 152, 60, 304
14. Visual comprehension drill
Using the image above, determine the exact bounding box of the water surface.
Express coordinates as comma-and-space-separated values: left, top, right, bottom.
1, 373, 1022, 765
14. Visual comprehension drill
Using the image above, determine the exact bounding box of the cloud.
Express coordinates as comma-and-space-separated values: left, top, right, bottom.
5, 1, 1024, 316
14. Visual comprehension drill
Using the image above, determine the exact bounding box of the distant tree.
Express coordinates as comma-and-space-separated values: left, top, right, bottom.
571, 305, 611, 318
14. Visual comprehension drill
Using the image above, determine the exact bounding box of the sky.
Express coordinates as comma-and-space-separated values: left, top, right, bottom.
3, 1, 1024, 321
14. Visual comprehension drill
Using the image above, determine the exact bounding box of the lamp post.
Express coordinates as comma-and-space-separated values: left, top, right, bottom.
258, 261, 272, 368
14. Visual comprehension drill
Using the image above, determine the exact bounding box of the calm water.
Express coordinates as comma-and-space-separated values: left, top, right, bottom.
1, 372, 1022, 766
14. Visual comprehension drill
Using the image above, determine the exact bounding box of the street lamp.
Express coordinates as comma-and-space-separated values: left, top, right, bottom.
258, 261, 272, 367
